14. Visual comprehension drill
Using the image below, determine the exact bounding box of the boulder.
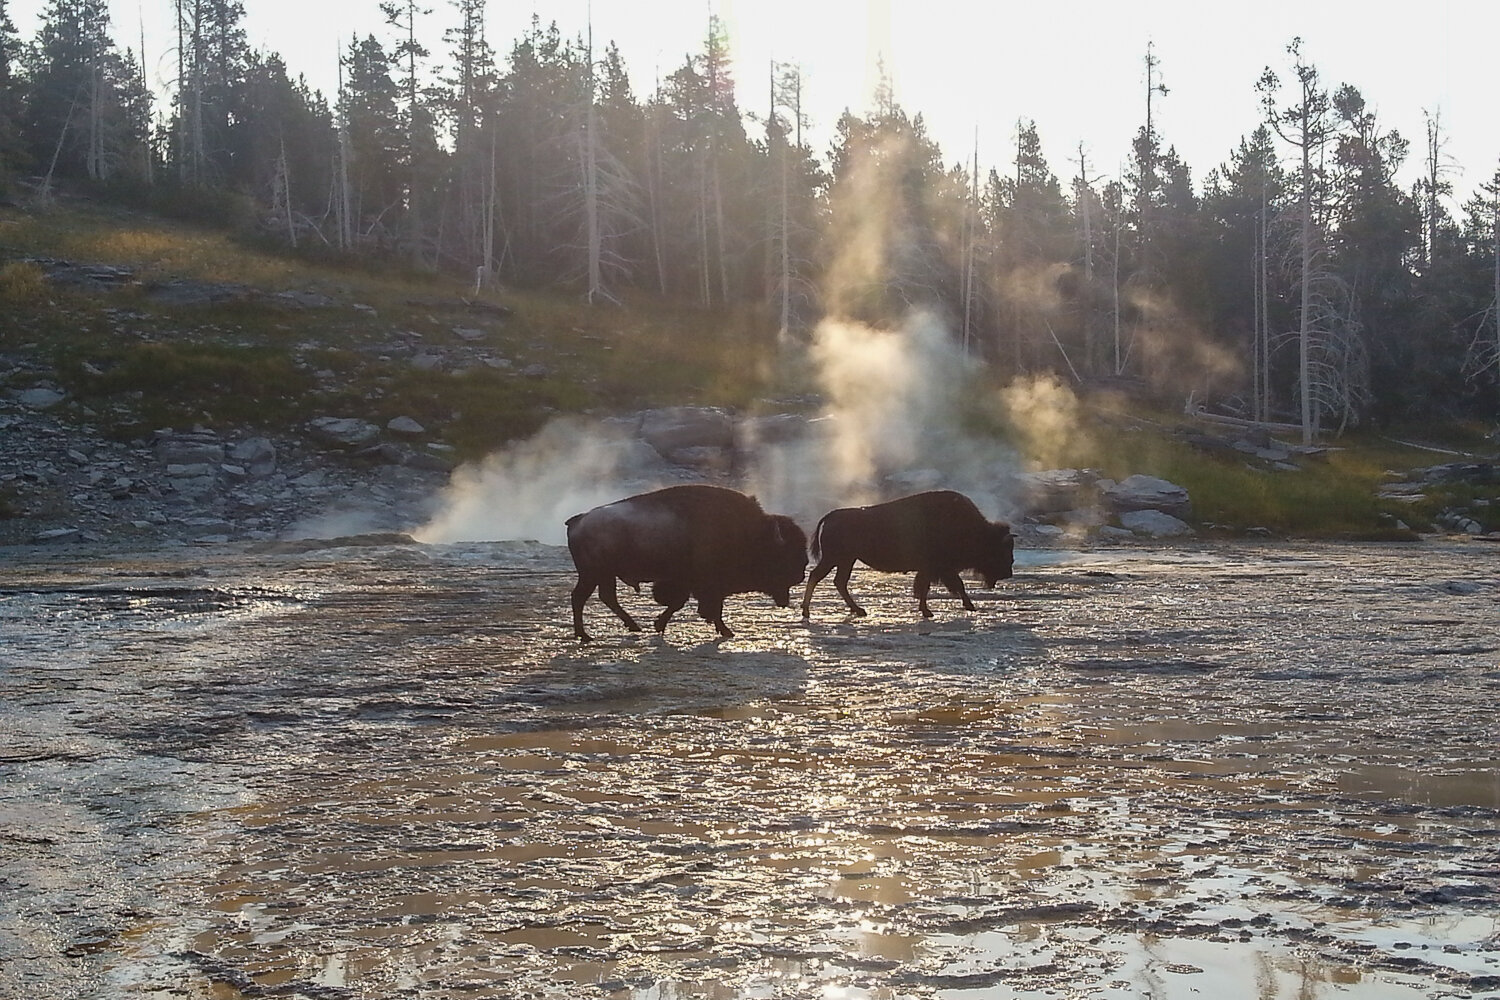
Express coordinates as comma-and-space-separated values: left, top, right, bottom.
13, 387, 65, 409
155, 436, 225, 466
387, 416, 426, 435
143, 279, 253, 307
1013, 468, 1102, 516
308, 416, 380, 448
638, 406, 736, 460
1102, 474, 1192, 519
736, 413, 811, 448
1120, 509, 1195, 538
229, 437, 277, 477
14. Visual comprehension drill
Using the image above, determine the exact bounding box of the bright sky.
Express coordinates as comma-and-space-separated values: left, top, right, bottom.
10, 0, 1499, 205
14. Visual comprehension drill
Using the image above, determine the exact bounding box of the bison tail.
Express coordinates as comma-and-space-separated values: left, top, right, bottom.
808, 514, 827, 562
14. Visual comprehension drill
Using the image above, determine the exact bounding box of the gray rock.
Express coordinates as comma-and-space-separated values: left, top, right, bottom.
1120, 509, 1195, 538
14, 387, 65, 409
165, 463, 217, 478
1014, 468, 1102, 515
1096, 525, 1137, 543
639, 406, 736, 458
229, 437, 277, 476
144, 279, 252, 307
33, 527, 80, 543
308, 416, 380, 448
387, 416, 426, 435
452, 326, 486, 341
156, 437, 225, 465
736, 413, 810, 447
1103, 474, 1192, 518
411, 353, 443, 371
270, 289, 337, 309
522, 363, 551, 379
668, 445, 733, 473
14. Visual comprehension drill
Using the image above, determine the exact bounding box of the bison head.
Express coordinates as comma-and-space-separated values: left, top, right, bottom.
979, 522, 1016, 588
761, 514, 808, 607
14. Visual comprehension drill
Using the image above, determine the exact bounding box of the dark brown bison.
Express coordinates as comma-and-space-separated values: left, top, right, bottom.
800, 490, 1014, 620
566, 484, 808, 641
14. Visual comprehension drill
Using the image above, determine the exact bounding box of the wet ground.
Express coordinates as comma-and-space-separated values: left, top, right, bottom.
1, 537, 1498, 999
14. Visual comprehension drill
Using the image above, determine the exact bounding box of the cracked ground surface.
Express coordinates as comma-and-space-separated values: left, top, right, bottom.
1, 538, 1497, 998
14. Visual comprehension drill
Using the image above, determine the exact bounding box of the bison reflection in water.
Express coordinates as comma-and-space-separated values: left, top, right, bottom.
566, 484, 808, 641
801, 489, 1014, 620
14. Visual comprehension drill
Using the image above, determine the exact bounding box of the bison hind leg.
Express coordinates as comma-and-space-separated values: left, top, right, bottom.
833, 563, 866, 617
913, 572, 936, 619
571, 576, 598, 640
598, 577, 642, 632
800, 558, 837, 619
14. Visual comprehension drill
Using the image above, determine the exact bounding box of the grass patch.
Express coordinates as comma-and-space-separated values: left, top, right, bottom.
59, 341, 315, 434
0, 260, 46, 302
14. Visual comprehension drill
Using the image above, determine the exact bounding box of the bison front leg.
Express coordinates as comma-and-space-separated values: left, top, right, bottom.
938, 570, 976, 612
832, 563, 866, 618
597, 577, 643, 633
651, 581, 690, 634
696, 593, 735, 639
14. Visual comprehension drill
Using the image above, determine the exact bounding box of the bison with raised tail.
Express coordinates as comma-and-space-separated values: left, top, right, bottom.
566, 484, 808, 641
801, 490, 1014, 621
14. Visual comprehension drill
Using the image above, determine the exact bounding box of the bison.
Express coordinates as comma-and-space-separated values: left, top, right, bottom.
800, 490, 1014, 620
566, 484, 808, 641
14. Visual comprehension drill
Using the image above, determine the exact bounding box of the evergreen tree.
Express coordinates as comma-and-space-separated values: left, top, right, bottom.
380, 0, 441, 263
823, 96, 953, 332
340, 34, 403, 246
0, 0, 24, 186
24, 0, 151, 187
1328, 83, 1419, 419
435, 0, 499, 272
233, 52, 335, 243
1201, 126, 1288, 418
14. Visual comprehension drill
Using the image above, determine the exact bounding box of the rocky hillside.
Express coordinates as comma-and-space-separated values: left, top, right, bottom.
2, 200, 1497, 549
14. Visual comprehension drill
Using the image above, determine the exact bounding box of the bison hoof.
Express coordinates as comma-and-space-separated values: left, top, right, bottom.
625, 622, 644, 633
575, 631, 592, 642
920, 608, 934, 619
850, 607, 867, 618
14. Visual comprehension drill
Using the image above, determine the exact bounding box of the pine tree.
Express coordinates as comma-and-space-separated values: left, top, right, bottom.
340, 34, 403, 246
25, 0, 151, 188
0, 0, 23, 185
380, 0, 439, 264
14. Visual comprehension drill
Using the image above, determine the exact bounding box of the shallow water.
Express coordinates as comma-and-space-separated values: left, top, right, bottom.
1, 539, 1497, 998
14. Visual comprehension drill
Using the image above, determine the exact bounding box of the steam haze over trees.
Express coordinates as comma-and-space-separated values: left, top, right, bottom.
2, 0, 1498, 433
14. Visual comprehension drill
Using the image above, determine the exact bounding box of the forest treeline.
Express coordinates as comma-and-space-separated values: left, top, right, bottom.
1, 0, 1498, 433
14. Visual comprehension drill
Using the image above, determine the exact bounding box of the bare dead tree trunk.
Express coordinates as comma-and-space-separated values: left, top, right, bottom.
1075, 142, 1095, 374
1258, 179, 1271, 421
277, 137, 296, 247
1297, 129, 1315, 442
335, 51, 353, 251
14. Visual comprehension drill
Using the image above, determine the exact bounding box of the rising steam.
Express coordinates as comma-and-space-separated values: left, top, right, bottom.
414, 417, 658, 545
